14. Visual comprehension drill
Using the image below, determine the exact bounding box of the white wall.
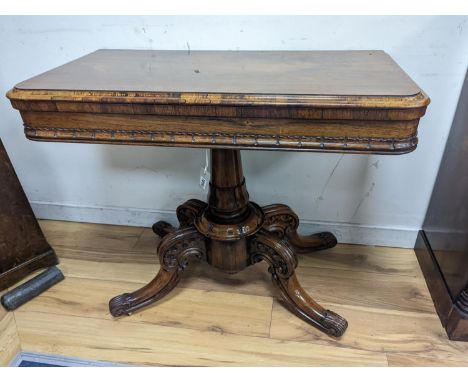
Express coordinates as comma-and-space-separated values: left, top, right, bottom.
1, 16, 467, 247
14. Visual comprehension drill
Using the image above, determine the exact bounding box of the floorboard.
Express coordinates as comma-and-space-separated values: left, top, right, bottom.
2, 219, 465, 366
0, 294, 21, 366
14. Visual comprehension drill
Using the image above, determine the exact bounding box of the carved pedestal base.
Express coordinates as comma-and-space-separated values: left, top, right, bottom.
109, 149, 348, 337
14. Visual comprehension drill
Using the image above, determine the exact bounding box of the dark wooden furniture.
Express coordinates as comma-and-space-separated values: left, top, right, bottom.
0, 139, 58, 290
7, 50, 429, 337
415, 71, 468, 341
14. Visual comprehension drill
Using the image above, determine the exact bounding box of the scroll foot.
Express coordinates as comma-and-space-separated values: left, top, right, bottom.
249, 230, 347, 337
152, 221, 175, 238
109, 226, 206, 317
262, 204, 337, 253
288, 231, 337, 253
176, 199, 207, 227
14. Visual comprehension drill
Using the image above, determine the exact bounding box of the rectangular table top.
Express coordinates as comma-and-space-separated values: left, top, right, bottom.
14, 49, 421, 97
7, 49, 429, 154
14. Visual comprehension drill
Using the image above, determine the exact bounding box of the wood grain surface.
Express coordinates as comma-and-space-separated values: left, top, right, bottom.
3, 220, 467, 366
0, 290, 21, 366
13, 50, 421, 97
6, 49, 429, 154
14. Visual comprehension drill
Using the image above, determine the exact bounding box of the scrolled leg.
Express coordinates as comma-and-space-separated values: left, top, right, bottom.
249, 229, 347, 337
109, 226, 206, 317
262, 204, 337, 253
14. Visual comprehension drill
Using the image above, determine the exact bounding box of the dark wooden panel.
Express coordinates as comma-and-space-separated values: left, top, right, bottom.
422, 68, 468, 298
0, 139, 58, 289
416, 70, 468, 341
414, 231, 453, 323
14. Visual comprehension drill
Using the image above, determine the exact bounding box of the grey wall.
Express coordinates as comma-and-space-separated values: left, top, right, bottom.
1, 16, 468, 247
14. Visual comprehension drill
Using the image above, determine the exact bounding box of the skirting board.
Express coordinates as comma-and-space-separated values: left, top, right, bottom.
30, 201, 418, 248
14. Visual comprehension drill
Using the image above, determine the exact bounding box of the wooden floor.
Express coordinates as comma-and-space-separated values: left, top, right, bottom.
2, 220, 468, 366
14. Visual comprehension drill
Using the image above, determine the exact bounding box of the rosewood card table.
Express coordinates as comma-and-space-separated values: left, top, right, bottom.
7, 50, 429, 337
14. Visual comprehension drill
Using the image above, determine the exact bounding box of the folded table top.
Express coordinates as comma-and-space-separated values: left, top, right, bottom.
7, 49, 430, 154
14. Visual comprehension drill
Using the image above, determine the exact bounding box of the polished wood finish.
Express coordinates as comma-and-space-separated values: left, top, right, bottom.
0, 139, 58, 290
109, 226, 206, 317
250, 229, 347, 336
2, 220, 467, 366
6, 49, 430, 338
262, 204, 337, 253
109, 148, 345, 335
7, 50, 429, 154
196, 150, 262, 273
415, 71, 468, 341
11, 50, 422, 96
